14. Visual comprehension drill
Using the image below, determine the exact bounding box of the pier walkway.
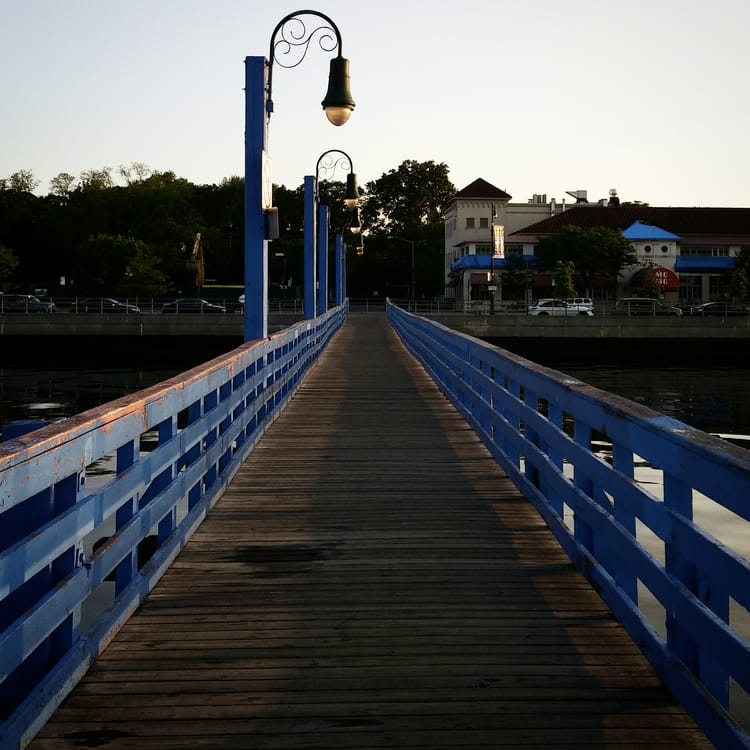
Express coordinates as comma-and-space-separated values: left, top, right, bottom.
28, 314, 712, 749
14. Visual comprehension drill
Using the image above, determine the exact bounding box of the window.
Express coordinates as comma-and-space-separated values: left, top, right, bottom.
479, 217, 489, 229
644, 245, 652, 254
466, 217, 475, 229
661, 245, 669, 253
709, 274, 728, 297
681, 246, 730, 257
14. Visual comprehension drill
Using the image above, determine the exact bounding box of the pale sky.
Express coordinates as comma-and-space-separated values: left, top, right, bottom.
2, 0, 749, 207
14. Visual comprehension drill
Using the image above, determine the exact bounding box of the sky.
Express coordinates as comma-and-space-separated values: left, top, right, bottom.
2, 0, 749, 207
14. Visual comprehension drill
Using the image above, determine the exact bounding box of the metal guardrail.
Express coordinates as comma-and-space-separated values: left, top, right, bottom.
387, 299, 750, 750
0, 303, 347, 749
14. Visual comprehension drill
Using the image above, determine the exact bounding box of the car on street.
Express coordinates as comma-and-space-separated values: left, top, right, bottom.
527, 298, 594, 316
0, 293, 57, 313
614, 298, 682, 316
686, 301, 750, 317
161, 298, 227, 314
566, 297, 594, 311
71, 297, 141, 314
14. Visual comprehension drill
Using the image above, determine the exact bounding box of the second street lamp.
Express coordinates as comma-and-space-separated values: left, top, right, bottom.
304, 149, 360, 318
244, 10, 355, 341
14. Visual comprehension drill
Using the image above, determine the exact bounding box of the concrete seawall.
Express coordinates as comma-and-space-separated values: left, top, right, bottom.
3, 312, 750, 339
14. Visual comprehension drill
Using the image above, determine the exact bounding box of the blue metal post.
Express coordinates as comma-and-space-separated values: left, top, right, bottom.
244, 56, 269, 341
335, 232, 344, 305
303, 175, 316, 319
318, 203, 329, 315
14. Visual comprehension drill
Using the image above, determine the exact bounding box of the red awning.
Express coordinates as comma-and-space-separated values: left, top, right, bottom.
630, 266, 680, 290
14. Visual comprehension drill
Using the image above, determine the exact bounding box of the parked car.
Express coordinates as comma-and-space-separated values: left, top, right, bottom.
71, 297, 141, 314
0, 293, 56, 313
566, 297, 594, 310
527, 298, 593, 316
687, 301, 750, 317
161, 298, 227, 314
614, 298, 682, 316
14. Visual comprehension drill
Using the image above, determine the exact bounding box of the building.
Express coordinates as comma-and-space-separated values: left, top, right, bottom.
443, 179, 567, 306
445, 178, 750, 306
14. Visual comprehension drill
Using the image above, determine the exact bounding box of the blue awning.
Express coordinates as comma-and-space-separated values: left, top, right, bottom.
450, 255, 538, 273
674, 256, 735, 273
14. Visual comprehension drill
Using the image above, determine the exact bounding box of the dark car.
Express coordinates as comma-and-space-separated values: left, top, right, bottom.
614, 298, 682, 316
161, 298, 227, 314
687, 301, 749, 317
71, 297, 141, 314
0, 293, 57, 313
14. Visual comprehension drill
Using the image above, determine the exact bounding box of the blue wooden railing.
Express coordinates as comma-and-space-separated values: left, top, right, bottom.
388, 300, 750, 750
0, 303, 346, 749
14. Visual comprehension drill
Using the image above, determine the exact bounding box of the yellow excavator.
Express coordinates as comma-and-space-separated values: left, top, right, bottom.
185, 232, 205, 288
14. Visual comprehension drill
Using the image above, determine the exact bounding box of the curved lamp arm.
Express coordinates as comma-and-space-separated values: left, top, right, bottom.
266, 10, 355, 125
316, 149, 359, 207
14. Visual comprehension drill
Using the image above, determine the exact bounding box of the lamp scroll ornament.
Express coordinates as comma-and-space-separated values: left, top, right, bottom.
267, 10, 356, 125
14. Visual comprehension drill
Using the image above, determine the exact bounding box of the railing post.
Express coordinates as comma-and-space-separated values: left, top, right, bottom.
664, 474, 702, 679
243, 56, 269, 341
304, 176, 317, 319
335, 232, 344, 305
318, 203, 329, 315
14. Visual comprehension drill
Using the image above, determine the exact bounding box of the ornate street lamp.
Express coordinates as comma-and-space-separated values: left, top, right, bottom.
267, 11, 356, 125
244, 11, 355, 341
305, 148, 360, 319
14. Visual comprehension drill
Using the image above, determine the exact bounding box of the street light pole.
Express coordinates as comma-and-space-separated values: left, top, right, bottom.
388, 236, 416, 307
304, 149, 360, 317
244, 11, 355, 341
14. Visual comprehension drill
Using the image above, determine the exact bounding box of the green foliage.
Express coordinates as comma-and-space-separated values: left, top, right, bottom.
117, 241, 171, 296
361, 160, 454, 236
642, 273, 662, 299
0, 242, 19, 287
498, 255, 533, 301
0, 158, 454, 301
49, 173, 76, 199
729, 268, 749, 302
535, 225, 638, 295
552, 260, 577, 300
2, 170, 40, 193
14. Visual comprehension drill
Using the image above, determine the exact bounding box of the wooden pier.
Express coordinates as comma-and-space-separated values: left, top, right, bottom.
28, 313, 713, 749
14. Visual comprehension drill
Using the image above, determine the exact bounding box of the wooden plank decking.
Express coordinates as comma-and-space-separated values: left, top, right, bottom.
29, 313, 713, 749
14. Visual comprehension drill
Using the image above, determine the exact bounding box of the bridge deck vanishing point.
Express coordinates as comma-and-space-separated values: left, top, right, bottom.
28, 313, 712, 749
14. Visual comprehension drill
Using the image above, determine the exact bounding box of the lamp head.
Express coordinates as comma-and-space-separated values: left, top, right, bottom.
322, 55, 355, 126
349, 206, 362, 235
344, 172, 359, 208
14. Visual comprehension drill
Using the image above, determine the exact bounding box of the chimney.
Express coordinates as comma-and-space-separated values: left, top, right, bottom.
608, 189, 620, 207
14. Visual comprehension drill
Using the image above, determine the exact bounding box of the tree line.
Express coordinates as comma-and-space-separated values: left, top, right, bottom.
0, 160, 455, 301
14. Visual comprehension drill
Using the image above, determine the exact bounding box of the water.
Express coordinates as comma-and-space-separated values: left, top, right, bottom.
0, 366, 184, 430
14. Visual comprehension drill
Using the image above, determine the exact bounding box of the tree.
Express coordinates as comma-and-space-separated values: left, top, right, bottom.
0, 242, 19, 287
49, 172, 76, 199
117, 241, 171, 296
552, 260, 577, 300
118, 162, 152, 184
642, 272, 662, 299
729, 268, 749, 303
500, 255, 534, 301
3, 170, 40, 193
535, 225, 637, 296
79, 167, 114, 190
360, 160, 454, 235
